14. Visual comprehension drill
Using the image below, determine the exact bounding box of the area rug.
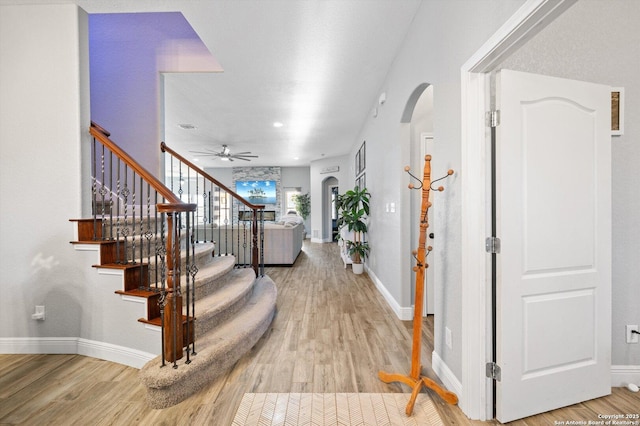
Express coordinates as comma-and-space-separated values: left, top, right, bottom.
232, 393, 444, 425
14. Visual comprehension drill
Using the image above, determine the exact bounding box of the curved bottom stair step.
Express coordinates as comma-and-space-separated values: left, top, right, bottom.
194, 268, 256, 336
138, 275, 277, 409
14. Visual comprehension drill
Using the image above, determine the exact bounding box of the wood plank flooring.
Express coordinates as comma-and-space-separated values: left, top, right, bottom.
1, 241, 638, 425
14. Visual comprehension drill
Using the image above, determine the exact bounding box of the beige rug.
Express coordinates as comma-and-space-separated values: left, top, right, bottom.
232, 393, 444, 425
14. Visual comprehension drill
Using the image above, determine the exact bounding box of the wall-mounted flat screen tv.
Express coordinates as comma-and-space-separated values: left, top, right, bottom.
236, 180, 277, 204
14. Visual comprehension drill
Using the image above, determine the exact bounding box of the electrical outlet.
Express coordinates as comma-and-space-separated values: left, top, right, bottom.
627, 325, 639, 344
445, 327, 452, 349
32, 305, 45, 321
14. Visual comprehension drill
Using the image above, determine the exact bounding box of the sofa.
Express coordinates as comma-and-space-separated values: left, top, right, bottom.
212, 219, 305, 266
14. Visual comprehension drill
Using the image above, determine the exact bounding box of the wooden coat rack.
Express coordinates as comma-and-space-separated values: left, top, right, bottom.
378, 155, 458, 416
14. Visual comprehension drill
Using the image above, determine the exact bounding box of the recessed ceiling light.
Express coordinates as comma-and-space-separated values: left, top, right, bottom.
178, 123, 196, 130
273, 122, 283, 128
293, 157, 300, 160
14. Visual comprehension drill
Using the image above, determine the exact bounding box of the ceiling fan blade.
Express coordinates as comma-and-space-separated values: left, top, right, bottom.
232, 155, 258, 158
189, 150, 220, 156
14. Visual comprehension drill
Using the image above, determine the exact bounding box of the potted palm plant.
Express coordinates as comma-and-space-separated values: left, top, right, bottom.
337, 186, 370, 274
291, 192, 310, 220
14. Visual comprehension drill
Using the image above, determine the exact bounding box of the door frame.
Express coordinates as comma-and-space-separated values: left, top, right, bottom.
459, 0, 577, 420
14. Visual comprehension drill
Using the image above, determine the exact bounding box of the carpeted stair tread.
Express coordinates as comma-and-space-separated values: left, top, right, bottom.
191, 255, 239, 298
139, 275, 277, 408
193, 268, 256, 335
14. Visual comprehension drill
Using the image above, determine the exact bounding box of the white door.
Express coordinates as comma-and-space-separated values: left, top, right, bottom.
496, 69, 611, 423
421, 133, 435, 315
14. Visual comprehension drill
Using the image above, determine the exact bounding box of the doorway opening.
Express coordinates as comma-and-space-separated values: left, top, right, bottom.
402, 84, 434, 316
322, 176, 339, 243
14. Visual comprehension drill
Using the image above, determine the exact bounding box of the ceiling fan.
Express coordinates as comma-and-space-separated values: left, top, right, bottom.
190, 145, 258, 162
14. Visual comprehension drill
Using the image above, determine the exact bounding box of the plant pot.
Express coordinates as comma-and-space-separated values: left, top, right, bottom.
352, 263, 364, 275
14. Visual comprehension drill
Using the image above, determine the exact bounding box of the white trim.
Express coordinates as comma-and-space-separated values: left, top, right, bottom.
121, 294, 146, 304
72, 243, 99, 252
366, 266, 413, 321
611, 365, 640, 387
460, 0, 577, 420
77, 338, 155, 369
0, 337, 78, 354
98, 268, 124, 277
0, 337, 155, 369
432, 350, 463, 397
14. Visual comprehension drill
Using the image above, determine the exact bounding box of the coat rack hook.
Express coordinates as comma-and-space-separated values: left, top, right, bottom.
404, 166, 423, 190
430, 169, 455, 191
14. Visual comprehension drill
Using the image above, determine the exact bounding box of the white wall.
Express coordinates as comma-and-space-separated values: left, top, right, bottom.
348, 0, 526, 381
89, 12, 217, 176
500, 0, 640, 367
0, 4, 161, 365
0, 4, 88, 338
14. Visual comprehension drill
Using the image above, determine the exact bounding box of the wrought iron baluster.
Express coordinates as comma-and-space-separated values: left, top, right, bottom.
116, 160, 122, 263
99, 143, 107, 239
158, 213, 167, 367
121, 164, 130, 264
189, 210, 198, 357
130, 171, 137, 265
91, 136, 97, 240
109, 151, 114, 241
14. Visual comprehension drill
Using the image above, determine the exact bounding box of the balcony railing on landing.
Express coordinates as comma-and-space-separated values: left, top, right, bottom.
161, 142, 266, 278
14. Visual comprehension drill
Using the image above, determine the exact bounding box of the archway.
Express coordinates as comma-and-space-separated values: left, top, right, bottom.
321, 176, 339, 243
400, 84, 434, 315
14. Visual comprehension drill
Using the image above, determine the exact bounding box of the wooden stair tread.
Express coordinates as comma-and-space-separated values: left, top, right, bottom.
115, 288, 158, 298
97, 262, 148, 270
138, 314, 196, 327
70, 240, 113, 245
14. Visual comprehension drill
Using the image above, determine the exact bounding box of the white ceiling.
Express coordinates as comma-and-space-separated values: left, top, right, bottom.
5, 0, 423, 167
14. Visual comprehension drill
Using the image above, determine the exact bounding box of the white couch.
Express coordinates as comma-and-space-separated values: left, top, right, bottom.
213, 221, 304, 266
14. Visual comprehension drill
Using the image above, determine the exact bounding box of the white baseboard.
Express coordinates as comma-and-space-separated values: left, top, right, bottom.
611, 364, 640, 387
366, 266, 413, 321
0, 337, 155, 369
432, 350, 463, 397
0, 337, 78, 354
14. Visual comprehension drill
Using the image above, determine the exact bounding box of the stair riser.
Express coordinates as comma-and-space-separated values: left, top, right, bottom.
194, 289, 253, 336
192, 263, 242, 300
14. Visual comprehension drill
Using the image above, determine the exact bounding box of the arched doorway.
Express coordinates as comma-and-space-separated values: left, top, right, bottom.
401, 83, 435, 315
322, 176, 339, 243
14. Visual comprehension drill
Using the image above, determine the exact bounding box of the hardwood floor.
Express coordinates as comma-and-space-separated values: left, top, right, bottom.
1, 241, 638, 425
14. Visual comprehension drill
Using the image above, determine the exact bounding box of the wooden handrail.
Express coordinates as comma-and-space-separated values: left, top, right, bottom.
90, 120, 111, 137
160, 142, 265, 211
90, 123, 188, 208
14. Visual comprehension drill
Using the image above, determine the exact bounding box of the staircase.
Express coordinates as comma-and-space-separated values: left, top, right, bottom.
72, 123, 277, 408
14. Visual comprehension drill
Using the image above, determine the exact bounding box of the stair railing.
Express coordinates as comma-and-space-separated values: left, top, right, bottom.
89, 122, 196, 366
161, 142, 266, 277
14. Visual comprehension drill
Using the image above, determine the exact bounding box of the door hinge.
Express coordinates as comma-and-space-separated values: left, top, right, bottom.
485, 237, 501, 254
486, 362, 501, 381
486, 110, 500, 127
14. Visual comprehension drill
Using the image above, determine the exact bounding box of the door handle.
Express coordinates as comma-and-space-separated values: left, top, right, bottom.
429, 233, 435, 239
